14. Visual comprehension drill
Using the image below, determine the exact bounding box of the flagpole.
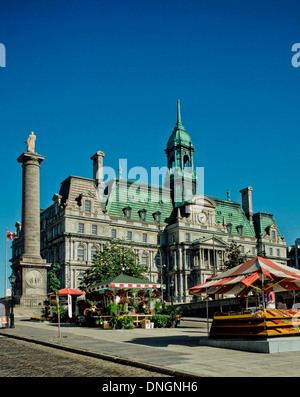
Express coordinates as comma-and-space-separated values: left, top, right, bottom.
5, 227, 7, 297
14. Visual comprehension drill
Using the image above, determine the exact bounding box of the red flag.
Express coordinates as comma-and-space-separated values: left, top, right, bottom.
6, 231, 17, 241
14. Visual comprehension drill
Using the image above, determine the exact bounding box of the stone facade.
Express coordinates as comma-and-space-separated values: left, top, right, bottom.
11, 104, 288, 304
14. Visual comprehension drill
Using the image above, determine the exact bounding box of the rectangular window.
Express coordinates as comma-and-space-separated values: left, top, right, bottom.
92, 224, 97, 235
277, 249, 280, 257
252, 247, 256, 255
185, 233, 191, 242
171, 234, 175, 243
78, 223, 84, 233
186, 254, 191, 268
142, 233, 147, 243
85, 200, 91, 213
111, 229, 117, 239
271, 230, 276, 240
127, 231, 132, 241
270, 247, 273, 255
240, 245, 245, 253
77, 246, 84, 260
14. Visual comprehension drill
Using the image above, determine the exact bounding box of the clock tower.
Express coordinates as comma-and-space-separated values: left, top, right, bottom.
165, 100, 197, 207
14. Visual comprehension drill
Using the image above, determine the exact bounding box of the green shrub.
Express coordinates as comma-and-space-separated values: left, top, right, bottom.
152, 314, 169, 328
154, 301, 163, 314
117, 315, 134, 329
108, 313, 118, 329
106, 302, 118, 316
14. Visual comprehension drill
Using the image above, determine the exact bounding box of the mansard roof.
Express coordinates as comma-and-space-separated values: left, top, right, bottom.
253, 212, 282, 238
209, 196, 256, 238
40, 172, 281, 242
104, 178, 175, 224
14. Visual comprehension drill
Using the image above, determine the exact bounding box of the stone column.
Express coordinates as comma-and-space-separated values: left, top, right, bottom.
11, 136, 51, 315
18, 152, 45, 257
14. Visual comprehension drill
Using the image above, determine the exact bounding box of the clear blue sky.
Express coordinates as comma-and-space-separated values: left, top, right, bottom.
0, 0, 300, 296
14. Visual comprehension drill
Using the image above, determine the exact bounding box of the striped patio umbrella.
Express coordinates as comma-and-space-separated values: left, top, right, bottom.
189, 256, 300, 297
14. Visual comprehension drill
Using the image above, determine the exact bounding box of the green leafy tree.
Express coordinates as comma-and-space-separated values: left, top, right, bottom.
48, 262, 62, 337
81, 239, 148, 290
49, 262, 61, 293
224, 241, 248, 270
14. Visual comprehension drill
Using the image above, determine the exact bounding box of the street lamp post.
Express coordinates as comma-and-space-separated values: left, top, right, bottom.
170, 279, 174, 306
159, 263, 166, 304
8, 273, 16, 328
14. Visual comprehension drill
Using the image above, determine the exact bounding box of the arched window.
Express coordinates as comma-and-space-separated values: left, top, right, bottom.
77, 244, 84, 260
91, 246, 97, 260
183, 155, 190, 171
170, 156, 175, 172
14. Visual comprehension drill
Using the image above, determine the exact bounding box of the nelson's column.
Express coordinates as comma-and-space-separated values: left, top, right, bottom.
11, 132, 50, 316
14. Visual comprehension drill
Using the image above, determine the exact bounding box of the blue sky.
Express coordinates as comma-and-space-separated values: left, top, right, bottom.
0, 0, 300, 296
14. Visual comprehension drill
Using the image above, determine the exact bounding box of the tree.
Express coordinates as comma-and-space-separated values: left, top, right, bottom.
224, 241, 247, 270
81, 239, 148, 290
49, 262, 62, 337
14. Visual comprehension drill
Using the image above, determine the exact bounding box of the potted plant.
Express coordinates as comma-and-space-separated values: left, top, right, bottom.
108, 312, 118, 329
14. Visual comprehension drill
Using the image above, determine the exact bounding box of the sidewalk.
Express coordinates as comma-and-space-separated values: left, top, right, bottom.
2, 317, 300, 377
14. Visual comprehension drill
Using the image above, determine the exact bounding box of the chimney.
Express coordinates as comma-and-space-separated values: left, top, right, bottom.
239, 186, 253, 222
91, 151, 105, 187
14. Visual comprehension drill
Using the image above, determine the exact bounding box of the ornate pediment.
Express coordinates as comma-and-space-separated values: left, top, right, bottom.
183, 195, 217, 226
194, 235, 229, 248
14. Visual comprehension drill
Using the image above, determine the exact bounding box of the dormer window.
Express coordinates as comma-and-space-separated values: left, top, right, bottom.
153, 211, 161, 223
138, 209, 147, 221
123, 206, 132, 219
237, 225, 243, 236
227, 223, 232, 234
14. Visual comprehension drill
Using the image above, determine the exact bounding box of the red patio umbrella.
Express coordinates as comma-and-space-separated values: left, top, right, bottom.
189, 256, 300, 297
48, 288, 86, 296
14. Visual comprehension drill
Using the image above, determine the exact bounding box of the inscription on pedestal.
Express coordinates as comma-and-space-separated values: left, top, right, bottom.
25, 269, 43, 288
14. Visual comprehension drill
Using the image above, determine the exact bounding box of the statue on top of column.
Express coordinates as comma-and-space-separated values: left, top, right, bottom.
26, 131, 36, 153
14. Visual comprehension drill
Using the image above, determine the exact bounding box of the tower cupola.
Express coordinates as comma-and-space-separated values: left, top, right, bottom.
165, 100, 197, 207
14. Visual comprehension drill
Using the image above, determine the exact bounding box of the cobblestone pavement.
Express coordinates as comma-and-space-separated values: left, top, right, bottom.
3, 318, 300, 377
0, 335, 169, 377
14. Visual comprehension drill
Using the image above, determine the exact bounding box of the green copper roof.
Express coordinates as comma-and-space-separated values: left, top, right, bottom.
104, 179, 174, 224
253, 212, 282, 238
209, 196, 256, 238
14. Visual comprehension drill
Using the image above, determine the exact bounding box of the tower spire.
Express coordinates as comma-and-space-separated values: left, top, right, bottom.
177, 99, 181, 125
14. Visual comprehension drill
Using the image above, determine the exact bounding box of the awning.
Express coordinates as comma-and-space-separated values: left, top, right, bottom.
189, 256, 300, 297
87, 274, 163, 293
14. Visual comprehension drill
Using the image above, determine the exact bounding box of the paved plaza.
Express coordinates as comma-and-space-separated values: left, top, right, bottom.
1, 317, 300, 377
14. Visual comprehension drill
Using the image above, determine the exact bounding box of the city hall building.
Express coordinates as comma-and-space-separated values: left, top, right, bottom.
11, 101, 287, 304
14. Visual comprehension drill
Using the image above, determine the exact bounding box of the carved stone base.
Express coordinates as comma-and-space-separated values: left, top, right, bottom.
11, 256, 51, 316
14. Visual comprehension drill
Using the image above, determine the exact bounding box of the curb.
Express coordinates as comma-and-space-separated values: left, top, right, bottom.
0, 331, 201, 378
